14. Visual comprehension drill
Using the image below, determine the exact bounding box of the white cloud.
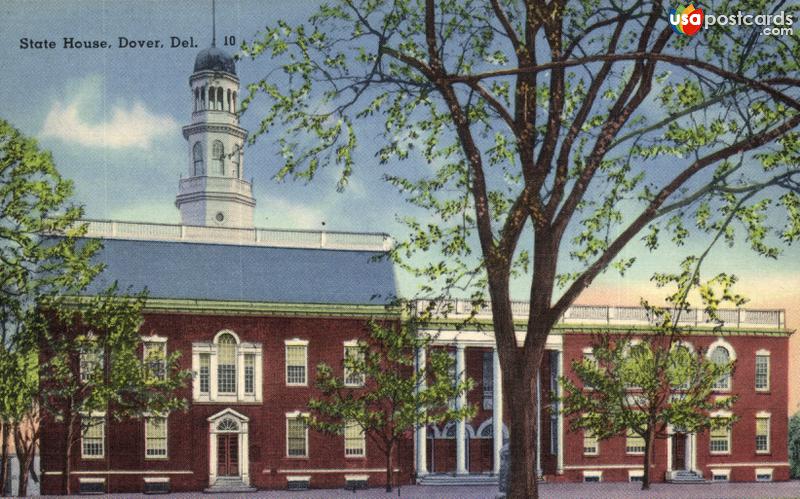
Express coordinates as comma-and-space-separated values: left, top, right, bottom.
40, 75, 178, 150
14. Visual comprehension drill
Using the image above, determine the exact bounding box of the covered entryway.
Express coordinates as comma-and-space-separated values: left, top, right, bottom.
217, 432, 239, 476
207, 409, 251, 489
672, 433, 687, 471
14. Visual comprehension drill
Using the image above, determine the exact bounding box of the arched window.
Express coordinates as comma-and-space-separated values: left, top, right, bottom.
211, 141, 224, 175
201, 86, 206, 110
192, 142, 204, 176
217, 333, 237, 394
217, 417, 239, 432
227, 89, 231, 111
232, 92, 236, 113
217, 87, 224, 110
711, 346, 731, 390
207, 86, 214, 110
194, 87, 199, 111
232, 147, 240, 178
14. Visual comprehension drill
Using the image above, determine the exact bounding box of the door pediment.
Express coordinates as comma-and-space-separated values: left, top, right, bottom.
207, 407, 249, 423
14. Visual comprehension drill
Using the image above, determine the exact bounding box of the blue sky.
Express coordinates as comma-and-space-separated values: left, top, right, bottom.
1, 0, 798, 307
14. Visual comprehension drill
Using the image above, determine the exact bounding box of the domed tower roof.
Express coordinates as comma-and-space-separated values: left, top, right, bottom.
194, 46, 236, 75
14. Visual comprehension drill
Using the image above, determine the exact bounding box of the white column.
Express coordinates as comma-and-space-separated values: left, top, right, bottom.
208, 427, 217, 485
241, 423, 250, 485
415, 346, 428, 477
492, 347, 503, 475
536, 372, 542, 478
236, 348, 245, 400
455, 344, 468, 475
209, 351, 218, 400
556, 349, 564, 474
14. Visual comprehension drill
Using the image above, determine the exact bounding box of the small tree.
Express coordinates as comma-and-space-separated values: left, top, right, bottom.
38, 286, 190, 495
0, 347, 39, 496
306, 319, 474, 492
561, 273, 740, 489
0, 117, 102, 492
789, 412, 800, 479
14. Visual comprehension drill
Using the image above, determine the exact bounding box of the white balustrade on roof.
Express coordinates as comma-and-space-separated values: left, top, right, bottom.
77, 219, 392, 252
415, 300, 785, 330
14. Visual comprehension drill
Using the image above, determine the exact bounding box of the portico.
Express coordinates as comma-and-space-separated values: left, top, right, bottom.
413, 322, 564, 481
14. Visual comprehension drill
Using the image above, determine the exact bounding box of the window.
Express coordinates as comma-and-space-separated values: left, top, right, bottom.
192, 142, 204, 175
711, 469, 730, 482
287, 415, 308, 457
710, 417, 731, 454
145, 416, 168, 459
755, 352, 770, 391
192, 331, 262, 403
80, 336, 103, 383
482, 351, 493, 410
710, 346, 731, 390
344, 420, 365, 457
217, 333, 237, 394
583, 430, 598, 456
755, 468, 773, 482
82, 416, 105, 459
626, 429, 645, 454
143, 339, 166, 380
582, 471, 602, 482
756, 414, 770, 454
216, 87, 224, 110
343, 342, 365, 387
286, 341, 308, 386
628, 470, 644, 482
582, 348, 596, 390
199, 354, 210, 394
232, 148, 240, 178
211, 140, 224, 175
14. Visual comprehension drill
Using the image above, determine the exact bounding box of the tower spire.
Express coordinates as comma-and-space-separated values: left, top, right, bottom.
212, 0, 216, 47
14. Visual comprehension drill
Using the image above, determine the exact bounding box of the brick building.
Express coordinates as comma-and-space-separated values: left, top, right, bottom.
412, 302, 791, 486
39, 37, 793, 494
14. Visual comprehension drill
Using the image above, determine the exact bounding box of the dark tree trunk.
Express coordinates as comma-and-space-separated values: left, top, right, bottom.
385, 440, 394, 492
642, 429, 654, 490
63, 413, 74, 495
0, 422, 10, 497
14, 421, 35, 497
506, 373, 539, 499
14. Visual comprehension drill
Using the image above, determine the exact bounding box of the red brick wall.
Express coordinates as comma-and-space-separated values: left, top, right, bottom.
561, 332, 790, 483
41, 312, 412, 494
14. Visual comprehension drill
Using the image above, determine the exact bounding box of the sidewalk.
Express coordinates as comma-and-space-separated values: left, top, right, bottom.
61, 481, 800, 498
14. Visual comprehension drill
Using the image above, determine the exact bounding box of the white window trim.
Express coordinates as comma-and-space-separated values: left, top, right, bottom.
707, 338, 736, 392
755, 467, 773, 481
80, 412, 106, 460
142, 335, 168, 380
286, 411, 310, 458
191, 330, 262, 403
755, 411, 771, 454
627, 469, 644, 482
582, 470, 602, 482
344, 420, 366, 458
755, 350, 770, 392
709, 410, 732, 455
285, 339, 309, 387
343, 340, 365, 388
144, 414, 169, 460
625, 429, 645, 455
710, 468, 730, 481
583, 429, 599, 456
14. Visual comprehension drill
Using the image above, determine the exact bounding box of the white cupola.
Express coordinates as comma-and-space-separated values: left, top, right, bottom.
175, 29, 255, 228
